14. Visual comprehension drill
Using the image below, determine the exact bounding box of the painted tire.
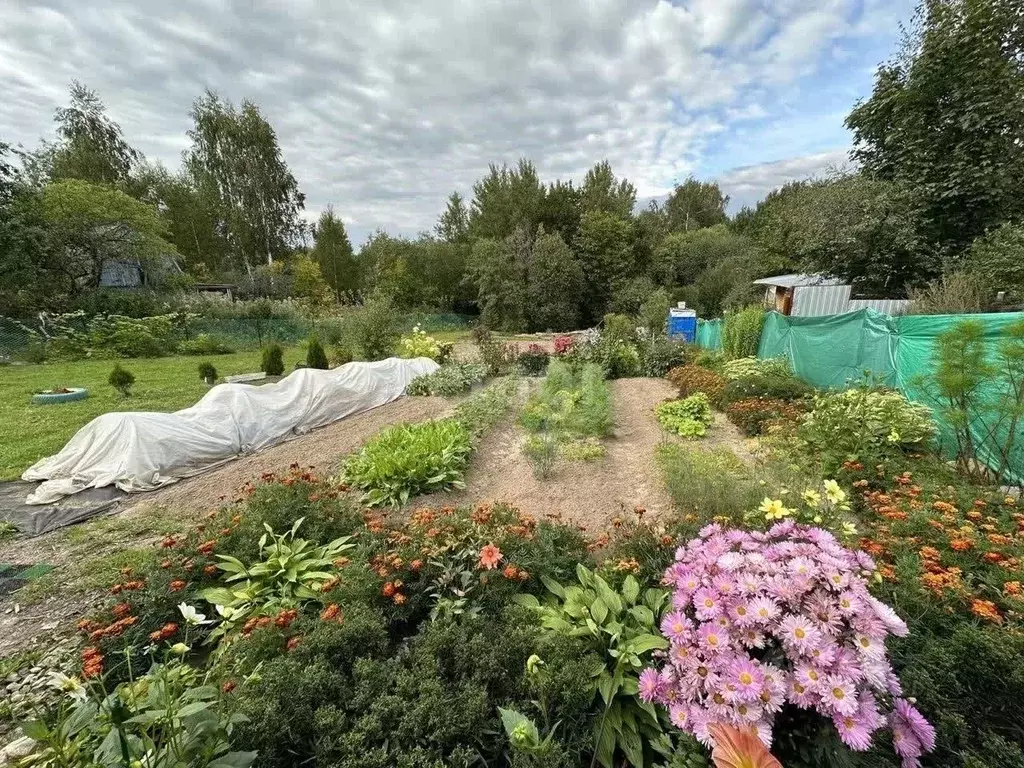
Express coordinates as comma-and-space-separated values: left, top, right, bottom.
31, 387, 89, 404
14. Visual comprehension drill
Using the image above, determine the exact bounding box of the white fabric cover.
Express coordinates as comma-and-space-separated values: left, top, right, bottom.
22, 357, 439, 504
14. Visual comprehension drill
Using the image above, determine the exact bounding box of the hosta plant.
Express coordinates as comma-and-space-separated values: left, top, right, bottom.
656, 393, 714, 438
342, 418, 472, 507
516, 566, 672, 768
199, 518, 353, 638
640, 521, 935, 767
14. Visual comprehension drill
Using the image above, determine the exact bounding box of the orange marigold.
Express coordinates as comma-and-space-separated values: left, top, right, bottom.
970, 599, 1003, 623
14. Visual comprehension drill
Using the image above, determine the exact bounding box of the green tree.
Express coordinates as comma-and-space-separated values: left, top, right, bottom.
574, 211, 634, 324
652, 225, 757, 286
184, 91, 305, 278
435, 192, 470, 243
291, 252, 334, 317
468, 159, 545, 241
311, 207, 357, 301
663, 178, 729, 233
847, 0, 1024, 258
48, 81, 141, 186
966, 223, 1024, 302
579, 160, 636, 218
39, 178, 176, 292
527, 228, 584, 331
468, 232, 529, 331
537, 179, 582, 245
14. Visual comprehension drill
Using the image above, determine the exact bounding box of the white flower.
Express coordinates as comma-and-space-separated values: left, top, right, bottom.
169, 642, 191, 656
48, 672, 88, 702
178, 603, 211, 626
215, 604, 236, 619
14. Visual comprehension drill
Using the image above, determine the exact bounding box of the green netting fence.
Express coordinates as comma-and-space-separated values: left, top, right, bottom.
697, 309, 1024, 485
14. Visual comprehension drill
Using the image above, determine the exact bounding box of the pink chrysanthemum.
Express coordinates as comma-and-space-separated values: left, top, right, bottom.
638, 667, 661, 703
821, 675, 859, 716
779, 614, 822, 654
660, 610, 691, 642
892, 699, 936, 753
693, 587, 723, 620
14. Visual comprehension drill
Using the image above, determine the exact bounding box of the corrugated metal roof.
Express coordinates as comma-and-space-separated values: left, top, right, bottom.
753, 273, 847, 288
792, 285, 852, 316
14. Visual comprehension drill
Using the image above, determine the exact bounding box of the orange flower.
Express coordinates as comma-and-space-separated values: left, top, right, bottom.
393, 593, 407, 605
503, 564, 520, 580
478, 544, 502, 570
970, 599, 1003, 623
410, 559, 423, 571
221, 680, 237, 694
112, 603, 132, 618
1004, 581, 1022, 596
169, 579, 186, 592
198, 540, 217, 555
918, 546, 941, 561
203, 565, 219, 577
320, 604, 342, 621
984, 551, 1005, 563
382, 582, 396, 597
949, 538, 974, 552
709, 723, 782, 768
286, 635, 302, 651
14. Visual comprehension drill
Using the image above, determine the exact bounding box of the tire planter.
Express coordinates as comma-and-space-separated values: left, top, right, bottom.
31, 387, 89, 405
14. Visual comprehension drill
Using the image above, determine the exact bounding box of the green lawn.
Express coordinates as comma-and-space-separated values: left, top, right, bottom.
0, 348, 299, 481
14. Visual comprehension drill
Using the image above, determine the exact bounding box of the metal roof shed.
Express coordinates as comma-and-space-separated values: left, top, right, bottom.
752, 274, 910, 317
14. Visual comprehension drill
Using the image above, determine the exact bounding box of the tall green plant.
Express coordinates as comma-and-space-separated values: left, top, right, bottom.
721, 305, 765, 359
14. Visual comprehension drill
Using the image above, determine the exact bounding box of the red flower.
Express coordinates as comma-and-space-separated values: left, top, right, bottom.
169, 580, 186, 592
320, 604, 341, 621
221, 680, 237, 694
382, 582, 396, 597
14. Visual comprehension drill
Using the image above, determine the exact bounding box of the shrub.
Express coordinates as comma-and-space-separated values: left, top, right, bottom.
656, 393, 714, 438
342, 418, 472, 507
261, 342, 285, 376
721, 304, 765, 359
603, 339, 642, 379
553, 335, 575, 356
798, 388, 936, 474
354, 291, 399, 360
517, 344, 550, 376
473, 326, 519, 375
398, 325, 442, 360
721, 356, 790, 380
523, 433, 559, 479
657, 444, 762, 523
720, 373, 812, 405
176, 333, 235, 356
198, 361, 218, 384
667, 365, 727, 404
725, 396, 807, 436
306, 336, 330, 369
640, 336, 692, 377
107, 363, 135, 396
602, 313, 637, 344
406, 363, 487, 397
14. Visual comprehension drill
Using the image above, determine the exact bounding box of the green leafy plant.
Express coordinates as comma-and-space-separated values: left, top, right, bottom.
720, 373, 812, 405
518, 344, 551, 377
107, 364, 135, 397
177, 333, 235, 356
353, 291, 399, 361
666, 365, 726, 404
524, 434, 559, 479
721, 305, 765, 359
798, 387, 935, 473
560, 439, 606, 462
515, 566, 672, 768
19, 655, 255, 768
406, 363, 487, 397
341, 419, 472, 507
261, 343, 284, 376
197, 361, 218, 385
655, 393, 713, 438
639, 336, 691, 378
199, 518, 354, 638
656, 444, 763, 524
721, 356, 790, 381
305, 335, 329, 369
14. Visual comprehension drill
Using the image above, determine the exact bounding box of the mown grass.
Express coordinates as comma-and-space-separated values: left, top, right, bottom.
0, 348, 300, 481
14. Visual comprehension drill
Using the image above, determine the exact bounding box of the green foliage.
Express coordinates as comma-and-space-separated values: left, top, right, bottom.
575, 212, 634, 324
847, 0, 1024, 261
398, 326, 442, 360
199, 518, 355, 638
406, 363, 487, 397
560, 438, 606, 462
907, 271, 991, 315
655, 393, 714, 438
798, 387, 936, 474
261, 342, 284, 376
657, 444, 764, 523
341, 419, 472, 507
107, 363, 135, 396
311, 206, 357, 301
636, 289, 671, 336
527, 228, 585, 331
721, 305, 765, 360
517, 344, 550, 377
198, 361, 218, 383
522, 362, 614, 439
451, 377, 519, 436
966, 223, 1024, 303
472, 325, 519, 376
720, 374, 812, 406
305, 335, 329, 369
721, 356, 790, 380
353, 291, 399, 361
524, 433, 559, 479
21, 657, 255, 768
178, 333, 235, 356
662, 177, 729, 233
516, 567, 672, 768
639, 336, 692, 378
49, 81, 141, 185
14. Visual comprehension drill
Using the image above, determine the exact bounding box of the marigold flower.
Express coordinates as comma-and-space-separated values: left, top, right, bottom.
970, 599, 1002, 623
320, 604, 341, 621
221, 680, 237, 694
169, 579, 186, 592
286, 635, 302, 651
112, 603, 132, 618
393, 593, 407, 605
382, 581, 396, 597
1004, 581, 1022, 596
478, 544, 502, 570
410, 559, 423, 571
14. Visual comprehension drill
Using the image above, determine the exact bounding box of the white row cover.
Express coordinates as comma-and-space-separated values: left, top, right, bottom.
22, 357, 439, 505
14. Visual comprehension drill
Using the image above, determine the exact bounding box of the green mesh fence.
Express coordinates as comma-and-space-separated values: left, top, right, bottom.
696, 319, 723, 351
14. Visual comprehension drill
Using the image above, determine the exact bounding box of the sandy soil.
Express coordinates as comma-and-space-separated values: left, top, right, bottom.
415, 378, 681, 532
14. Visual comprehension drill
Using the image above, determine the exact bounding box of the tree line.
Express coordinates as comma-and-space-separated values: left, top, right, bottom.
1, 0, 1021, 325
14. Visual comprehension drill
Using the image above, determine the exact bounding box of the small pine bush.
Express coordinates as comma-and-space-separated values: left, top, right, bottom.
198, 362, 218, 384
261, 343, 285, 376
722, 305, 765, 359
306, 336, 329, 369
108, 364, 135, 397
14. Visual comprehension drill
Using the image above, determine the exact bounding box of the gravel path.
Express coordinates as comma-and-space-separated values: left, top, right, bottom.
414, 377, 679, 532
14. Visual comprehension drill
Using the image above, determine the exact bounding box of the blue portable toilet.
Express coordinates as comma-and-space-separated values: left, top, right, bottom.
668, 303, 697, 343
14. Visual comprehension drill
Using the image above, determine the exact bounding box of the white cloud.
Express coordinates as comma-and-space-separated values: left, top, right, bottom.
717, 149, 854, 210
0, 0, 912, 243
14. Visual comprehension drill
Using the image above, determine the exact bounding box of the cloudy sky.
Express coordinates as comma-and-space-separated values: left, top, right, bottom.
0, 0, 915, 245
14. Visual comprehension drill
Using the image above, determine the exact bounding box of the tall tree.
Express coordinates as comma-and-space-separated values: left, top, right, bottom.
435, 192, 470, 243
184, 91, 305, 278
311, 206, 357, 301
468, 159, 545, 241
579, 160, 636, 219
48, 82, 141, 186
847, 0, 1024, 258
527, 228, 584, 331
574, 211, 634, 323
468, 233, 529, 331
663, 178, 729, 233
537, 180, 582, 245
